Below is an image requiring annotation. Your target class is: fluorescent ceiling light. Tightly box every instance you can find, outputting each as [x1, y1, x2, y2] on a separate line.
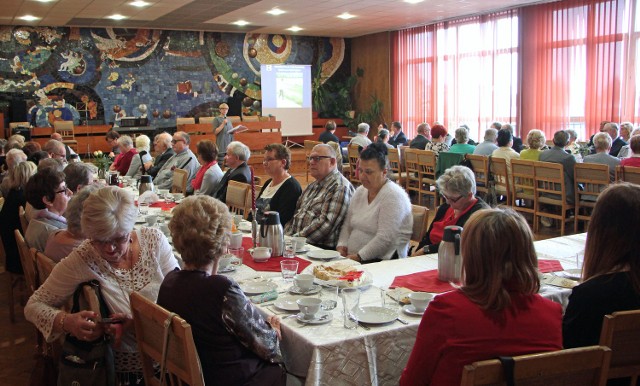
[107, 14, 127, 20]
[404, 0, 424, 3]
[338, 12, 355, 20]
[232, 20, 250, 26]
[34, 0, 56, 3]
[19, 15, 40, 21]
[287, 26, 303, 32]
[130, 1, 151, 7]
[267, 8, 286, 16]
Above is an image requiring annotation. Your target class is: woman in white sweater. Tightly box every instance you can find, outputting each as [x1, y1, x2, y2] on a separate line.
[337, 143, 413, 262]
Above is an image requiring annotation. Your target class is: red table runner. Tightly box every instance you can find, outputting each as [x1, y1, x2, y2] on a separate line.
[150, 201, 176, 211]
[538, 259, 564, 273]
[240, 238, 311, 273]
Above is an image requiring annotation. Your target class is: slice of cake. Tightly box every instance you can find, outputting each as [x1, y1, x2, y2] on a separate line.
[313, 261, 365, 287]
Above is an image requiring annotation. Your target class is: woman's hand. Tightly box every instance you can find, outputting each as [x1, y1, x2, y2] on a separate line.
[266, 315, 282, 340]
[64, 311, 105, 341]
[103, 313, 133, 349]
[337, 246, 348, 257]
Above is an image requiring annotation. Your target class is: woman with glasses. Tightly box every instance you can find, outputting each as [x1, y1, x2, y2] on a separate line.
[187, 140, 223, 196]
[412, 165, 488, 256]
[254, 143, 302, 225]
[24, 168, 72, 252]
[26, 186, 179, 385]
[337, 143, 413, 262]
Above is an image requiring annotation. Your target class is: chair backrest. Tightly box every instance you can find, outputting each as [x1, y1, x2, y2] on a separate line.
[176, 117, 195, 125]
[53, 120, 75, 140]
[574, 163, 610, 203]
[466, 154, 489, 194]
[388, 148, 402, 183]
[398, 146, 409, 171]
[242, 115, 259, 122]
[534, 161, 566, 202]
[226, 180, 251, 219]
[15, 229, 38, 295]
[9, 121, 30, 129]
[130, 292, 205, 386]
[198, 116, 215, 125]
[304, 140, 322, 155]
[460, 346, 611, 386]
[615, 165, 640, 184]
[599, 309, 640, 382]
[411, 205, 429, 242]
[436, 151, 465, 179]
[489, 156, 511, 199]
[511, 159, 536, 200]
[416, 149, 437, 183]
[227, 115, 241, 123]
[171, 169, 188, 194]
[347, 144, 361, 184]
[35, 251, 56, 286]
[18, 205, 28, 234]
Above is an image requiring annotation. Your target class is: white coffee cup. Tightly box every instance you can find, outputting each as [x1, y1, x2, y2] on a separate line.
[292, 236, 306, 251]
[229, 232, 243, 249]
[218, 254, 234, 270]
[145, 215, 157, 227]
[294, 274, 315, 291]
[250, 247, 271, 262]
[297, 297, 322, 320]
[408, 292, 433, 312]
[157, 188, 170, 199]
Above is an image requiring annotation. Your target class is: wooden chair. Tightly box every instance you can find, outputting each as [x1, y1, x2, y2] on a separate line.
[416, 149, 439, 208]
[404, 148, 421, 197]
[435, 151, 464, 179]
[410, 205, 429, 243]
[489, 156, 512, 205]
[176, 117, 195, 125]
[35, 251, 56, 286]
[304, 140, 322, 181]
[327, 141, 343, 173]
[9, 121, 30, 129]
[53, 120, 78, 152]
[347, 144, 361, 186]
[130, 292, 205, 386]
[533, 161, 573, 235]
[510, 159, 536, 220]
[615, 165, 640, 184]
[226, 181, 251, 219]
[599, 309, 640, 384]
[465, 155, 489, 199]
[18, 205, 28, 234]
[198, 116, 215, 125]
[242, 115, 259, 122]
[171, 169, 188, 194]
[574, 163, 610, 233]
[388, 148, 407, 186]
[12, 230, 38, 323]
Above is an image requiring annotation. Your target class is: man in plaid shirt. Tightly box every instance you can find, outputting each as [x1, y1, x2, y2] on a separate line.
[285, 144, 354, 249]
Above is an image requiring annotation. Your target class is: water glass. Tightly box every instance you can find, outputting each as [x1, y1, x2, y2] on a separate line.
[138, 202, 149, 215]
[576, 251, 585, 270]
[280, 260, 299, 282]
[340, 288, 360, 329]
[283, 240, 295, 258]
[228, 247, 244, 266]
[321, 284, 339, 311]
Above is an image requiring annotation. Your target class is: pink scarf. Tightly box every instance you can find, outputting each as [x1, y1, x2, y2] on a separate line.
[191, 161, 216, 190]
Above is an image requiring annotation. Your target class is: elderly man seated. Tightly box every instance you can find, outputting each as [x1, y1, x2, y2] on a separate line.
[604, 122, 627, 157]
[583, 132, 620, 182]
[50, 132, 76, 160]
[43, 139, 67, 164]
[212, 141, 251, 202]
[539, 130, 576, 205]
[153, 131, 200, 190]
[285, 144, 354, 249]
[410, 123, 431, 149]
[144, 132, 174, 178]
[349, 123, 372, 149]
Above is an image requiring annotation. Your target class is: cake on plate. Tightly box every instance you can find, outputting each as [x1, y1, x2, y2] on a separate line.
[313, 261, 366, 287]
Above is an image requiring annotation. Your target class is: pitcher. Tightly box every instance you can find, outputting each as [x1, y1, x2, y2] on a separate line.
[437, 225, 463, 283]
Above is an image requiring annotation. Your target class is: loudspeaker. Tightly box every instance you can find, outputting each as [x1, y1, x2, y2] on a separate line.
[12, 127, 31, 141]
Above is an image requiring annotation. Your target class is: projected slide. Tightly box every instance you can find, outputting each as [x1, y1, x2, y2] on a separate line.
[262, 64, 313, 136]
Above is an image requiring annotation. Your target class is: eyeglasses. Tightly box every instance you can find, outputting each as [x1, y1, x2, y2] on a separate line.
[307, 155, 333, 162]
[441, 193, 465, 203]
[54, 186, 72, 196]
[262, 157, 281, 164]
[92, 235, 130, 248]
[171, 139, 185, 144]
[52, 152, 66, 159]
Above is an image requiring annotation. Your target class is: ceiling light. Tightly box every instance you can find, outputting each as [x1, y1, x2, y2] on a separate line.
[107, 14, 127, 20]
[287, 26, 303, 32]
[404, 0, 425, 3]
[338, 12, 355, 20]
[35, 0, 56, 3]
[130, 1, 150, 7]
[19, 15, 40, 21]
[267, 8, 286, 16]
[232, 20, 250, 26]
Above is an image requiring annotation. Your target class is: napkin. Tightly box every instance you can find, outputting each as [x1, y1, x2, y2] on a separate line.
[138, 191, 159, 204]
[241, 238, 312, 273]
[538, 259, 563, 273]
[390, 270, 456, 293]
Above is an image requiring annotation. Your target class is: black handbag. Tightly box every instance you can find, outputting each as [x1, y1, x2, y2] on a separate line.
[57, 280, 116, 386]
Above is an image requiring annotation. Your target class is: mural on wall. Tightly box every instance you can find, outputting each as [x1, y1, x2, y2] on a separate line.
[0, 25, 348, 128]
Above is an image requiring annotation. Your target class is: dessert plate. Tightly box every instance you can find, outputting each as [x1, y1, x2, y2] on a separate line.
[352, 306, 397, 324]
[289, 284, 322, 295]
[307, 250, 341, 260]
[239, 281, 277, 295]
[273, 296, 302, 311]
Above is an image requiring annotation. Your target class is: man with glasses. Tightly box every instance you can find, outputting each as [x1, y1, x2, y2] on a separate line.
[285, 144, 354, 250]
[144, 132, 174, 178]
[43, 139, 68, 164]
[51, 132, 77, 160]
[211, 141, 251, 202]
[153, 131, 200, 190]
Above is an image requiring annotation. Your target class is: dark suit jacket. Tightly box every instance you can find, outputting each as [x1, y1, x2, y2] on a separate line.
[609, 137, 627, 157]
[213, 162, 251, 203]
[410, 135, 430, 149]
[389, 130, 408, 147]
[512, 136, 523, 153]
[319, 131, 340, 144]
[147, 148, 175, 178]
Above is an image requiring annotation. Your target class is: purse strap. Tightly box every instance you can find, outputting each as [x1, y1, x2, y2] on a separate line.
[159, 313, 177, 386]
[498, 356, 516, 386]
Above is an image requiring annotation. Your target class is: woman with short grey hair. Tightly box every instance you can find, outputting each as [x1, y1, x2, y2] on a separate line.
[126, 134, 153, 179]
[520, 129, 547, 161]
[412, 165, 489, 255]
[25, 186, 179, 384]
[110, 135, 138, 175]
[449, 127, 476, 155]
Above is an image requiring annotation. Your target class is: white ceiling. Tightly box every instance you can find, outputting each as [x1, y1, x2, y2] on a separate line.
[0, 0, 555, 37]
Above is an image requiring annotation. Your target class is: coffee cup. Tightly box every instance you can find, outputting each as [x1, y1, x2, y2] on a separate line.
[294, 274, 314, 292]
[145, 215, 157, 227]
[292, 236, 306, 251]
[229, 232, 243, 249]
[296, 297, 322, 320]
[218, 254, 234, 270]
[250, 247, 271, 262]
[157, 188, 170, 199]
[408, 292, 433, 312]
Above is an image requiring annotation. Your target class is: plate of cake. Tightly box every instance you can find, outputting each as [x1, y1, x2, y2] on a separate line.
[306, 260, 373, 289]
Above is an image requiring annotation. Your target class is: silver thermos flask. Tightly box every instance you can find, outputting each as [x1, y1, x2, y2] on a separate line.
[258, 211, 284, 257]
[138, 175, 154, 196]
[437, 225, 463, 283]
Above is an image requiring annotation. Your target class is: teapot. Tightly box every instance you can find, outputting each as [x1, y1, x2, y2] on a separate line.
[437, 225, 463, 283]
[258, 211, 284, 257]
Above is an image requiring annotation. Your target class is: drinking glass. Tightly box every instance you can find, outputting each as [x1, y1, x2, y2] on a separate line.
[321, 284, 339, 311]
[138, 202, 149, 215]
[340, 288, 360, 329]
[280, 260, 298, 282]
[228, 247, 244, 267]
[283, 240, 295, 258]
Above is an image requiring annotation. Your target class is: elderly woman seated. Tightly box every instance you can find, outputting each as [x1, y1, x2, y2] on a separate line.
[520, 129, 547, 161]
[44, 185, 97, 262]
[401, 208, 562, 385]
[24, 168, 72, 252]
[449, 127, 476, 155]
[158, 195, 285, 386]
[620, 136, 640, 167]
[413, 165, 488, 255]
[337, 143, 413, 262]
[25, 186, 179, 384]
[425, 124, 450, 157]
[110, 135, 137, 176]
[64, 162, 96, 194]
[375, 128, 395, 149]
[187, 140, 223, 196]
[125, 134, 152, 180]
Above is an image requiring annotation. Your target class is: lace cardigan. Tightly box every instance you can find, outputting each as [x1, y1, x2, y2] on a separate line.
[24, 227, 179, 373]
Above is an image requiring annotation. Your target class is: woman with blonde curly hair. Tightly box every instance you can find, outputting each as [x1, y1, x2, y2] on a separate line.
[158, 195, 285, 386]
[520, 129, 547, 161]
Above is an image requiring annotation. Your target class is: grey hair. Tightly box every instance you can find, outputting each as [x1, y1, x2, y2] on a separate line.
[313, 143, 337, 158]
[605, 122, 620, 135]
[593, 132, 612, 151]
[117, 135, 134, 148]
[6, 148, 27, 169]
[227, 141, 250, 161]
[81, 186, 137, 241]
[66, 184, 98, 237]
[526, 129, 546, 150]
[357, 123, 370, 133]
[502, 124, 514, 134]
[64, 162, 95, 193]
[135, 134, 151, 152]
[454, 127, 469, 144]
[417, 123, 430, 134]
[156, 132, 172, 148]
[175, 131, 191, 145]
[43, 139, 65, 154]
[37, 157, 64, 172]
[484, 128, 498, 142]
[378, 128, 390, 140]
[436, 165, 476, 196]
[565, 129, 578, 141]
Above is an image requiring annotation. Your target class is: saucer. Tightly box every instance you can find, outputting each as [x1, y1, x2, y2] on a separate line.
[218, 265, 237, 273]
[289, 284, 322, 295]
[296, 247, 310, 254]
[402, 304, 426, 316]
[296, 311, 333, 324]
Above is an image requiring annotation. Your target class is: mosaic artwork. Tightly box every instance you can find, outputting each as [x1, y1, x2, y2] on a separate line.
[0, 26, 349, 127]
